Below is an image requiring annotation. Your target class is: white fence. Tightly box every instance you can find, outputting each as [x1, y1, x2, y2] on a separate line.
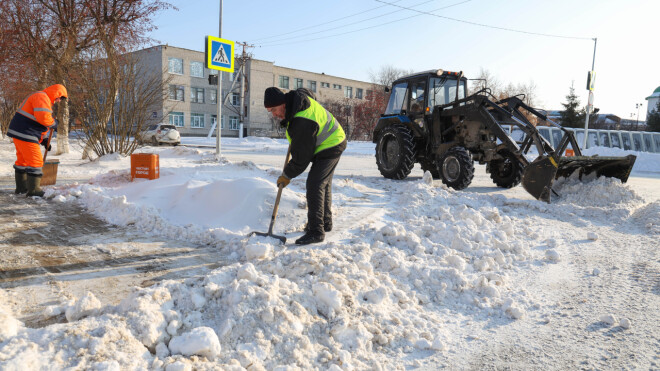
[502, 125, 660, 153]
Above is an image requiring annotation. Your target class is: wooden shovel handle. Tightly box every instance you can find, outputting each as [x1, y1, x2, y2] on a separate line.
[43, 128, 54, 162]
[267, 145, 292, 234]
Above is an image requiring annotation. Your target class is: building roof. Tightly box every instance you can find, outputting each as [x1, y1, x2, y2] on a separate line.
[646, 86, 660, 100]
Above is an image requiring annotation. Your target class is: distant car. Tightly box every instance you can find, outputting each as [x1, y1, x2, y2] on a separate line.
[138, 123, 180, 146]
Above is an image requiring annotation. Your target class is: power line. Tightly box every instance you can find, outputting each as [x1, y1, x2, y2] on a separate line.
[256, 0, 436, 45]
[249, 0, 406, 42]
[375, 0, 593, 40]
[257, 0, 472, 47]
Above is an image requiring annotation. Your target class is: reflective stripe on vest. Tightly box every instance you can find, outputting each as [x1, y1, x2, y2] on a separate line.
[287, 98, 346, 155]
[7, 129, 40, 143]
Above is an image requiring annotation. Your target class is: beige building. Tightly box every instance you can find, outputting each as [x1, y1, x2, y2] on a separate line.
[133, 45, 376, 137]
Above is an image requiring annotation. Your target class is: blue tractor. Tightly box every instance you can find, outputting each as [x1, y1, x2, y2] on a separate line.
[373, 69, 636, 202]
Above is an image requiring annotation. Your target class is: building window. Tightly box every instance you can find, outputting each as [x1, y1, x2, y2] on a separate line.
[321, 82, 330, 88]
[169, 85, 184, 101]
[366, 90, 373, 100]
[221, 115, 225, 129]
[211, 115, 224, 129]
[190, 113, 205, 128]
[294, 78, 303, 89]
[229, 116, 239, 130]
[169, 112, 184, 127]
[210, 89, 217, 104]
[224, 71, 234, 82]
[231, 92, 240, 106]
[308, 80, 317, 93]
[168, 58, 183, 74]
[333, 84, 342, 90]
[344, 86, 352, 98]
[279, 76, 289, 89]
[190, 61, 204, 77]
[356, 88, 363, 99]
[191, 87, 205, 103]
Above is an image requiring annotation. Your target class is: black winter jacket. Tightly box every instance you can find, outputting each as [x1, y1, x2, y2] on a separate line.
[281, 89, 346, 179]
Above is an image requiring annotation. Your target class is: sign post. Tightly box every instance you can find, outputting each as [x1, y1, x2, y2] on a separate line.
[582, 38, 597, 150]
[205, 34, 234, 155]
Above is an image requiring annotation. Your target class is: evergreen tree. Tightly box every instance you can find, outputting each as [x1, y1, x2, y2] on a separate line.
[647, 99, 660, 132]
[560, 86, 585, 128]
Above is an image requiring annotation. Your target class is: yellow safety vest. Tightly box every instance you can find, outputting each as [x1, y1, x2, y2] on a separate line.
[286, 97, 346, 154]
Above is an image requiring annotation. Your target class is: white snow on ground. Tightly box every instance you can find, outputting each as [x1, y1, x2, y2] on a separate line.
[1, 137, 659, 369]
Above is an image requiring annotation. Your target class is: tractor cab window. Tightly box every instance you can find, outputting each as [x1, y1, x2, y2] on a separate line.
[409, 81, 426, 114]
[384, 82, 408, 115]
[428, 77, 467, 112]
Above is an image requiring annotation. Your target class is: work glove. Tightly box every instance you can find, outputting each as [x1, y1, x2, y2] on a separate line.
[40, 138, 52, 152]
[277, 175, 290, 188]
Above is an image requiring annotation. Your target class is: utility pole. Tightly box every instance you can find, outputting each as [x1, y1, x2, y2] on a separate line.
[215, 0, 223, 155]
[582, 37, 597, 150]
[236, 42, 254, 139]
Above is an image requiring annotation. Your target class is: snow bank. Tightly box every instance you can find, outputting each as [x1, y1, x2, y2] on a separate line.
[1, 138, 658, 369]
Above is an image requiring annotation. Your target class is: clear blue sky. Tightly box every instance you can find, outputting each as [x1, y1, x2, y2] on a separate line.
[148, 0, 659, 121]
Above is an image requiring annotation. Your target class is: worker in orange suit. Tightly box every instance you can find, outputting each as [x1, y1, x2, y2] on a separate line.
[7, 84, 67, 197]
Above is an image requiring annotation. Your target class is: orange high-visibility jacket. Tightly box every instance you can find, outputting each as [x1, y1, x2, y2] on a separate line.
[7, 84, 67, 144]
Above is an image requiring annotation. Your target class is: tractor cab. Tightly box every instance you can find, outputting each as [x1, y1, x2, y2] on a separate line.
[383, 69, 468, 119]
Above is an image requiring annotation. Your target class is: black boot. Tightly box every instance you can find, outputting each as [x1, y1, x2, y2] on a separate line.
[26, 174, 45, 197]
[295, 232, 325, 245]
[304, 220, 332, 233]
[14, 170, 27, 194]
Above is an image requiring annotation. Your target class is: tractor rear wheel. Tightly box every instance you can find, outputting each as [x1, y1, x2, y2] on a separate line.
[375, 124, 416, 180]
[488, 149, 524, 188]
[438, 146, 474, 190]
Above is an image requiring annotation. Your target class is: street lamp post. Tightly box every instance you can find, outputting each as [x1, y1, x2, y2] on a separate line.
[635, 103, 642, 130]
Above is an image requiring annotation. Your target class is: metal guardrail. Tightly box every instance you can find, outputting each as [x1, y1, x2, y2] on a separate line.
[502, 125, 660, 153]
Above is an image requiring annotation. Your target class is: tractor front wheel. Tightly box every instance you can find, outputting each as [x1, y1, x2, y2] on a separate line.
[375, 124, 416, 180]
[488, 149, 524, 188]
[437, 146, 474, 190]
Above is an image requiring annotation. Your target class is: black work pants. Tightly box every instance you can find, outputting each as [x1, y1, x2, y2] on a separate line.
[306, 156, 341, 235]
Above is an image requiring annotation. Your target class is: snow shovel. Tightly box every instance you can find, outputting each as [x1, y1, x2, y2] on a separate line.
[249, 145, 291, 244]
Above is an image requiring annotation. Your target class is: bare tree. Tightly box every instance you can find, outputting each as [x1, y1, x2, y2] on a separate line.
[368, 65, 413, 87]
[470, 67, 501, 94]
[0, 0, 173, 157]
[70, 52, 170, 158]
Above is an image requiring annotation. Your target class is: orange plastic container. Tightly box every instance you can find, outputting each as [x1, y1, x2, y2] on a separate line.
[565, 149, 575, 157]
[131, 153, 159, 180]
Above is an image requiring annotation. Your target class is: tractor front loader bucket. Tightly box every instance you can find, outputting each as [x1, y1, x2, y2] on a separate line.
[522, 154, 637, 203]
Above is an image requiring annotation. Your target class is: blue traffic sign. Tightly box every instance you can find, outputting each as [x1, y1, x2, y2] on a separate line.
[206, 36, 234, 73]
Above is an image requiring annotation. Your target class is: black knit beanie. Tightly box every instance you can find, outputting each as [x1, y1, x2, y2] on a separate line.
[264, 87, 286, 108]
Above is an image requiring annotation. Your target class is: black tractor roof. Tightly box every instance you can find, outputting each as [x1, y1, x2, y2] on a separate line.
[392, 69, 468, 86]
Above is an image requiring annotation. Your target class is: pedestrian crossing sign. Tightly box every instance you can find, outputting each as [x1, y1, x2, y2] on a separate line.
[206, 36, 234, 72]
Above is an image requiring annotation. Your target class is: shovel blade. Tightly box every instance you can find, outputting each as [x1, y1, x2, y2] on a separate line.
[522, 154, 637, 203]
[522, 156, 559, 203]
[556, 155, 637, 183]
[249, 231, 287, 245]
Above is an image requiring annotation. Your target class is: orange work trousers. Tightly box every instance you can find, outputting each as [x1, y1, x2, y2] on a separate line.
[14, 138, 44, 175]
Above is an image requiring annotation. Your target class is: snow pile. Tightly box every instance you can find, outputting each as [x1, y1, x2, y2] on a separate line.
[0, 290, 22, 342]
[0, 176, 543, 369]
[553, 176, 643, 208]
[631, 201, 660, 234]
